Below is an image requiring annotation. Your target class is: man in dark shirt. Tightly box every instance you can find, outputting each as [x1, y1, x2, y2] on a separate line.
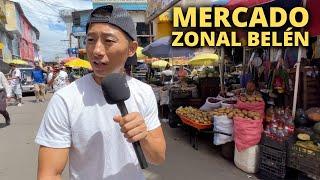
[31, 61, 47, 102]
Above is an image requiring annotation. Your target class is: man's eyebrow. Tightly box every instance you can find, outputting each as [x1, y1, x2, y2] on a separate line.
[100, 32, 119, 39]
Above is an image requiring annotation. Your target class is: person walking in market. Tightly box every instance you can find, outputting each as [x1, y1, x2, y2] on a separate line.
[47, 64, 69, 92]
[0, 71, 11, 125]
[8, 63, 23, 107]
[35, 5, 166, 180]
[31, 61, 47, 103]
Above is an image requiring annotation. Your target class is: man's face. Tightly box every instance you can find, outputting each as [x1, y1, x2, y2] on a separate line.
[86, 23, 137, 78]
[53, 65, 60, 73]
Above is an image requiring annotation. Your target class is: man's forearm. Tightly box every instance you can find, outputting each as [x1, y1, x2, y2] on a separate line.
[140, 131, 165, 165]
[38, 174, 62, 180]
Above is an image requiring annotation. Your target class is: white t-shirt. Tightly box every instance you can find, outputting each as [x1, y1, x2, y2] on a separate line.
[160, 69, 173, 76]
[48, 70, 68, 92]
[10, 68, 21, 86]
[35, 74, 160, 180]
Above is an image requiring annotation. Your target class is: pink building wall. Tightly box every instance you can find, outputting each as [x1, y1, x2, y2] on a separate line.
[19, 14, 34, 61]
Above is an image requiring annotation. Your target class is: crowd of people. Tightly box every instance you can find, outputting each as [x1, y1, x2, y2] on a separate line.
[0, 61, 76, 125]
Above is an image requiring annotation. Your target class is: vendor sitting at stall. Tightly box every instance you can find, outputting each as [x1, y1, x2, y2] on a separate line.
[177, 65, 188, 80]
[161, 64, 173, 85]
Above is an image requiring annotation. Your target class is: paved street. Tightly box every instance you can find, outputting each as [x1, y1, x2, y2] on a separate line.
[0, 94, 255, 180]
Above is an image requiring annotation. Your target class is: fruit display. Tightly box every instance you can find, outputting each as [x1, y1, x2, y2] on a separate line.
[210, 107, 262, 120]
[297, 133, 311, 141]
[306, 107, 320, 122]
[295, 141, 320, 152]
[313, 122, 320, 135]
[239, 94, 264, 103]
[176, 106, 212, 125]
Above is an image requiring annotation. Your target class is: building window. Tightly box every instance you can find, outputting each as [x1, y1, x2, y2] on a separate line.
[136, 22, 153, 47]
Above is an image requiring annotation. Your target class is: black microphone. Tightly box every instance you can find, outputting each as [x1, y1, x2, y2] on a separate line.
[101, 73, 148, 169]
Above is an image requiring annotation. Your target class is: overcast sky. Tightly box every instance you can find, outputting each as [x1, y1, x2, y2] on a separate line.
[12, 0, 92, 62]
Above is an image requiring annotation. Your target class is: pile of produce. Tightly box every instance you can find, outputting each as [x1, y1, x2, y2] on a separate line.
[176, 106, 212, 125]
[239, 94, 264, 103]
[210, 107, 262, 120]
[295, 122, 320, 152]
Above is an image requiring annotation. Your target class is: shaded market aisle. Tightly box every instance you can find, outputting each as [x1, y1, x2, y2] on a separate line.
[0, 94, 255, 180]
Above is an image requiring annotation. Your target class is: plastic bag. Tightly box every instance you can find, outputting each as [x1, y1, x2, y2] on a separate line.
[233, 117, 263, 152]
[159, 88, 169, 106]
[234, 145, 260, 173]
[213, 115, 233, 145]
[199, 97, 221, 111]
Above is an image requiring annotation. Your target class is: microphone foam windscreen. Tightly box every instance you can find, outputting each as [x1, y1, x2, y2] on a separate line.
[101, 73, 130, 104]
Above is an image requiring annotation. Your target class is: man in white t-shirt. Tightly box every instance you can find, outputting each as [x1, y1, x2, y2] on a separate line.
[35, 5, 166, 180]
[8, 63, 23, 106]
[47, 64, 69, 92]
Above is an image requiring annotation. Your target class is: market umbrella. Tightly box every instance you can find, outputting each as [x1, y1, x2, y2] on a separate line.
[142, 36, 194, 58]
[151, 60, 169, 68]
[188, 53, 219, 66]
[136, 47, 147, 60]
[61, 57, 80, 64]
[8, 59, 28, 65]
[65, 59, 92, 69]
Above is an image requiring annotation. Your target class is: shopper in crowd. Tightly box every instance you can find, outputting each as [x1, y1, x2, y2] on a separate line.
[8, 63, 23, 107]
[31, 61, 47, 102]
[36, 5, 165, 180]
[47, 64, 69, 92]
[177, 65, 188, 80]
[0, 71, 11, 125]
[160, 64, 173, 85]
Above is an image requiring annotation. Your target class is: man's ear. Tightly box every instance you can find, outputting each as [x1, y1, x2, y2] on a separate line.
[128, 41, 138, 57]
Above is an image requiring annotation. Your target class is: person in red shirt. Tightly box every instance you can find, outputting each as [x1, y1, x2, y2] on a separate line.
[177, 65, 188, 80]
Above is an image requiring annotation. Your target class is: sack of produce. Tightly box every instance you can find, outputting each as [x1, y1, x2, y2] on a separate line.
[234, 145, 260, 173]
[235, 95, 265, 117]
[221, 100, 237, 108]
[213, 115, 233, 145]
[233, 116, 263, 152]
[200, 97, 221, 111]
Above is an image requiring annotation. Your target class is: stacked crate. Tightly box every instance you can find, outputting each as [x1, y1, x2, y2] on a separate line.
[259, 134, 289, 179]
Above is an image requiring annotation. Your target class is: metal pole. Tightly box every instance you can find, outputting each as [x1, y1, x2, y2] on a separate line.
[292, 0, 307, 117]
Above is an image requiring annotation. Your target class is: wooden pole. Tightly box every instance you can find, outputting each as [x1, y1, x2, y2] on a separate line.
[220, 47, 225, 93]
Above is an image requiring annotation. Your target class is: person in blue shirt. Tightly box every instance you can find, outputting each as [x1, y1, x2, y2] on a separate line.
[31, 61, 47, 103]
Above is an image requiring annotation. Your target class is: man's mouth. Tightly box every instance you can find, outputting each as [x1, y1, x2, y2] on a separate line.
[93, 61, 108, 70]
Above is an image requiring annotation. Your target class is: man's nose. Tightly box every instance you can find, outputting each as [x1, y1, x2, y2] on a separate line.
[93, 39, 105, 57]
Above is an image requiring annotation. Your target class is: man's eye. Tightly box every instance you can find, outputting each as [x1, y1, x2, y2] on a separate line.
[104, 39, 111, 42]
[87, 38, 95, 42]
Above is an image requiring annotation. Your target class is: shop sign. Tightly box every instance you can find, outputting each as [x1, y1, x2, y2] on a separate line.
[67, 48, 79, 57]
[146, 0, 179, 20]
[72, 26, 86, 37]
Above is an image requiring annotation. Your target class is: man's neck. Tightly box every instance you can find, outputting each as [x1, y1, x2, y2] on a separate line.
[92, 74, 103, 85]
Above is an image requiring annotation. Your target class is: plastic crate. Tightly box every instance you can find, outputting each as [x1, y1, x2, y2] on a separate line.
[287, 143, 320, 178]
[259, 168, 286, 180]
[259, 145, 287, 179]
[260, 145, 287, 165]
[261, 133, 292, 151]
